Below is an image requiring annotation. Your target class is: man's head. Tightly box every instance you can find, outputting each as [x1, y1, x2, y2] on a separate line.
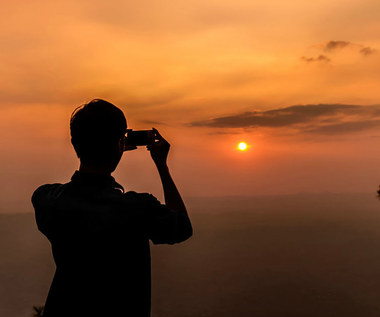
[70, 99, 127, 172]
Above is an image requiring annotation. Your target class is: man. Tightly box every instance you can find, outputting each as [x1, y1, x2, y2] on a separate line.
[31, 99, 192, 317]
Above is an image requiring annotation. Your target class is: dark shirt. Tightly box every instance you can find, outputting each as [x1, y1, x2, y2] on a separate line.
[31, 171, 192, 317]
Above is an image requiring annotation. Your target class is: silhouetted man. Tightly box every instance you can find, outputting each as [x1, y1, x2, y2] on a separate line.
[31, 99, 192, 317]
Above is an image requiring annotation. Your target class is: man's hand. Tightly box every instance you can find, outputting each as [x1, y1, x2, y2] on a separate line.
[147, 128, 170, 168]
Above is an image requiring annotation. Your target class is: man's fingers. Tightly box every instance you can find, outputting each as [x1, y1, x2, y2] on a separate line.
[152, 127, 163, 140]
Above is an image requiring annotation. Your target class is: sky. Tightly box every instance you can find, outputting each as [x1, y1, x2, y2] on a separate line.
[1, 0, 380, 213]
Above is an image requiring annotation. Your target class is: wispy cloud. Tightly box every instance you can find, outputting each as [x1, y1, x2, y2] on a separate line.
[190, 104, 380, 135]
[360, 47, 376, 56]
[323, 41, 376, 56]
[304, 119, 380, 134]
[324, 40, 351, 52]
[302, 41, 377, 64]
[301, 55, 330, 63]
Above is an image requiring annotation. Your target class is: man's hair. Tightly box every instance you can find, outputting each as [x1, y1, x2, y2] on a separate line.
[70, 99, 127, 166]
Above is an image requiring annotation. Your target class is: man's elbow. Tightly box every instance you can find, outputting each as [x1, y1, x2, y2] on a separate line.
[175, 223, 193, 243]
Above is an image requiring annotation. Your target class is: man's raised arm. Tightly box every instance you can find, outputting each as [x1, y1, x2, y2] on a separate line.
[147, 128, 193, 242]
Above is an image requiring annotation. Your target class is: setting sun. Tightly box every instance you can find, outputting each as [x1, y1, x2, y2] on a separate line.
[238, 142, 247, 151]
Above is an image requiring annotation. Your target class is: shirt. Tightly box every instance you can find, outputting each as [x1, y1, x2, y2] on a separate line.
[31, 171, 192, 317]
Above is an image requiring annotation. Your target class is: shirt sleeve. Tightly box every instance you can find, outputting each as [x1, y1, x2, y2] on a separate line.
[31, 184, 61, 241]
[136, 193, 189, 245]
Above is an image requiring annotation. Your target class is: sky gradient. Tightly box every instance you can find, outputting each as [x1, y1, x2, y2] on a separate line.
[1, 0, 380, 213]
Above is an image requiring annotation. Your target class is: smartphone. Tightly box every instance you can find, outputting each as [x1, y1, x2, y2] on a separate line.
[125, 129, 153, 146]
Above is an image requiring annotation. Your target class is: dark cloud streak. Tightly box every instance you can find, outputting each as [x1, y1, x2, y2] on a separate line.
[301, 41, 377, 64]
[190, 104, 380, 135]
[360, 47, 376, 56]
[301, 55, 330, 63]
[305, 119, 380, 135]
[324, 41, 351, 52]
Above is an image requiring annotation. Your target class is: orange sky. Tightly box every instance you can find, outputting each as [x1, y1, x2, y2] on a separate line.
[1, 0, 380, 213]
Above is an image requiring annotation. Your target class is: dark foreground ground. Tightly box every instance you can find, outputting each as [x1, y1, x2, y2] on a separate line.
[1, 193, 380, 317]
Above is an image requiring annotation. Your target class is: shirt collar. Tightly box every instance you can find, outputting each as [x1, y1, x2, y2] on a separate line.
[71, 170, 124, 192]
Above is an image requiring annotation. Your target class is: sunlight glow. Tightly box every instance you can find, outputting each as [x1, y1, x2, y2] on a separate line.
[238, 142, 247, 151]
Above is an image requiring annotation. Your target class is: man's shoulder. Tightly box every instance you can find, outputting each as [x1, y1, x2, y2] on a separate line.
[31, 183, 66, 207]
[124, 191, 160, 205]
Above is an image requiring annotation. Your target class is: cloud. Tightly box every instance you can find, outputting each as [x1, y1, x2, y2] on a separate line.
[301, 41, 377, 64]
[318, 40, 376, 57]
[190, 104, 380, 135]
[138, 119, 167, 126]
[324, 41, 351, 52]
[301, 55, 330, 63]
[304, 119, 380, 134]
[360, 47, 376, 56]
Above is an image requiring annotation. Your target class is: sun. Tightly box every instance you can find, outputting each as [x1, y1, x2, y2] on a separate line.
[238, 142, 247, 151]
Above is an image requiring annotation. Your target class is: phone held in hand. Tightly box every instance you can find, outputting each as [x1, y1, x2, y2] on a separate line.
[125, 129, 154, 146]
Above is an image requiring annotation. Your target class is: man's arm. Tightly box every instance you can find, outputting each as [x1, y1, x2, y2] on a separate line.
[147, 128, 193, 241]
